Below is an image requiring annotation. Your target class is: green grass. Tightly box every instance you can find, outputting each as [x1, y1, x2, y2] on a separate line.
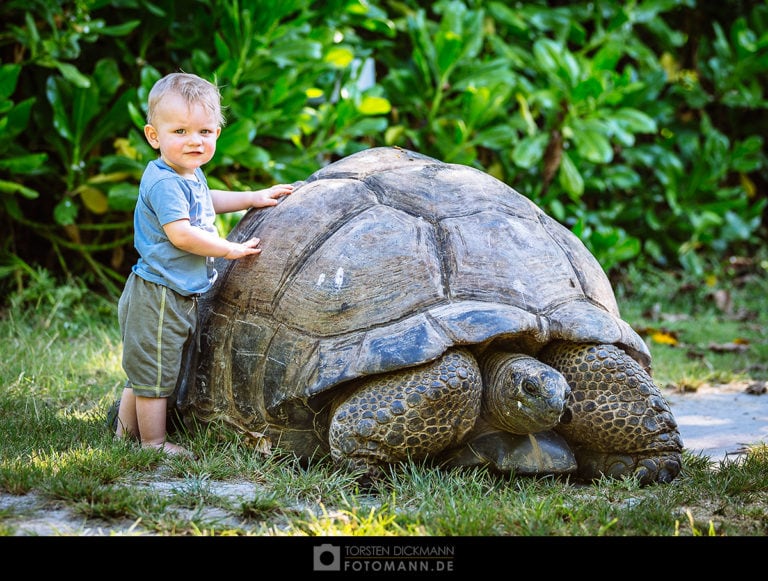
[1, 259, 767, 537]
[615, 258, 768, 389]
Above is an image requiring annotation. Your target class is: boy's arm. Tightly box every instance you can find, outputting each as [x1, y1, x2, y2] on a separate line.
[164, 219, 261, 259]
[210, 183, 294, 214]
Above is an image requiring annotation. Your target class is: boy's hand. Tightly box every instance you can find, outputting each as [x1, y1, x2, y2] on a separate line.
[223, 237, 262, 259]
[251, 183, 294, 208]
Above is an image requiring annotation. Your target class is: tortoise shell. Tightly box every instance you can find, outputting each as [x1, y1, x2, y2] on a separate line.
[181, 147, 650, 450]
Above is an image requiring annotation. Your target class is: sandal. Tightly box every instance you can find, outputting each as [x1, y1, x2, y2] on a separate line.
[106, 399, 121, 433]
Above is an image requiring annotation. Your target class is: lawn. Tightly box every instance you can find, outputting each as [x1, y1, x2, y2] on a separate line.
[1, 258, 767, 540]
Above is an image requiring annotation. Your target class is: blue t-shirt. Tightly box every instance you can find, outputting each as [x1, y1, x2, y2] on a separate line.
[132, 158, 218, 296]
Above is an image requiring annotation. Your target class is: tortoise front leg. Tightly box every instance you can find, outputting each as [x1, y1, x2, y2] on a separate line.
[328, 347, 482, 479]
[540, 342, 684, 485]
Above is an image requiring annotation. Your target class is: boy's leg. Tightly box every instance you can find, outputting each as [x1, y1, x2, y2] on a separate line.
[119, 276, 196, 457]
[135, 395, 169, 446]
[136, 395, 193, 456]
[115, 386, 138, 439]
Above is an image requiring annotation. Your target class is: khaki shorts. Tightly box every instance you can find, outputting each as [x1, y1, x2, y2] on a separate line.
[118, 273, 197, 398]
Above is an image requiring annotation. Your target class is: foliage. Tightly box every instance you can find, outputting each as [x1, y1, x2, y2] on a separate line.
[0, 0, 766, 303]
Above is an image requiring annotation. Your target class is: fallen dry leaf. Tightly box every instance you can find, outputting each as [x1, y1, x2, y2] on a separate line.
[711, 289, 732, 313]
[651, 331, 679, 346]
[708, 341, 750, 353]
[745, 381, 767, 395]
[243, 430, 273, 455]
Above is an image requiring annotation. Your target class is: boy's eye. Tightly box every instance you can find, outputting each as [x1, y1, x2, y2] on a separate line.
[174, 129, 185, 134]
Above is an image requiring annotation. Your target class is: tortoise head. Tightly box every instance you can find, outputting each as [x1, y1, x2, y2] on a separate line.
[480, 352, 570, 435]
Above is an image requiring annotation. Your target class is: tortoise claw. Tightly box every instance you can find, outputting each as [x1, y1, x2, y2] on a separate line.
[336, 456, 386, 489]
[575, 450, 682, 485]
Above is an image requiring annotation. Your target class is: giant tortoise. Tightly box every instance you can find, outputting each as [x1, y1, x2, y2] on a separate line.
[176, 146, 683, 485]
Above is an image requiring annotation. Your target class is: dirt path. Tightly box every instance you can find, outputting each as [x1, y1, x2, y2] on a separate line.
[663, 380, 768, 462]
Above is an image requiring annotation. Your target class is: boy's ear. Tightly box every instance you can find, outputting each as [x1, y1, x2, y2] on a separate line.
[144, 124, 160, 149]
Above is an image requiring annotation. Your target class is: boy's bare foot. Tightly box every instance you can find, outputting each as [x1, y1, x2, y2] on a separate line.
[142, 442, 196, 459]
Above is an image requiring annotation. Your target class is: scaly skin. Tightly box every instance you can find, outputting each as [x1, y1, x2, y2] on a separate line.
[480, 352, 570, 434]
[327, 342, 682, 485]
[327, 347, 571, 479]
[540, 341, 683, 485]
[328, 347, 482, 479]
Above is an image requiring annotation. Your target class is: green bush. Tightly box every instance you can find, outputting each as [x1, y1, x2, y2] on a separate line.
[0, 0, 766, 303]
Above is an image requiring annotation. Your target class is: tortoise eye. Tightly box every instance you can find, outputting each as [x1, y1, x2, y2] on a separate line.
[522, 378, 539, 396]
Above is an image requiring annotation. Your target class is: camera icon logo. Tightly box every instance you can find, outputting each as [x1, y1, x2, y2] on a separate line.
[313, 543, 341, 571]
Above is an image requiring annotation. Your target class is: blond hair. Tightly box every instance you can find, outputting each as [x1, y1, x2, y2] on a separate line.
[146, 72, 226, 126]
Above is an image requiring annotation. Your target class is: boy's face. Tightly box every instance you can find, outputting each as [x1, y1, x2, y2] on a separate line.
[144, 92, 221, 179]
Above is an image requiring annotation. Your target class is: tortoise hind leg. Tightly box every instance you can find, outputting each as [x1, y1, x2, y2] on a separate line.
[540, 342, 683, 486]
[327, 347, 482, 480]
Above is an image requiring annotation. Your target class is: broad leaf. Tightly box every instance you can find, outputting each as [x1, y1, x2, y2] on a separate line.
[558, 152, 584, 199]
